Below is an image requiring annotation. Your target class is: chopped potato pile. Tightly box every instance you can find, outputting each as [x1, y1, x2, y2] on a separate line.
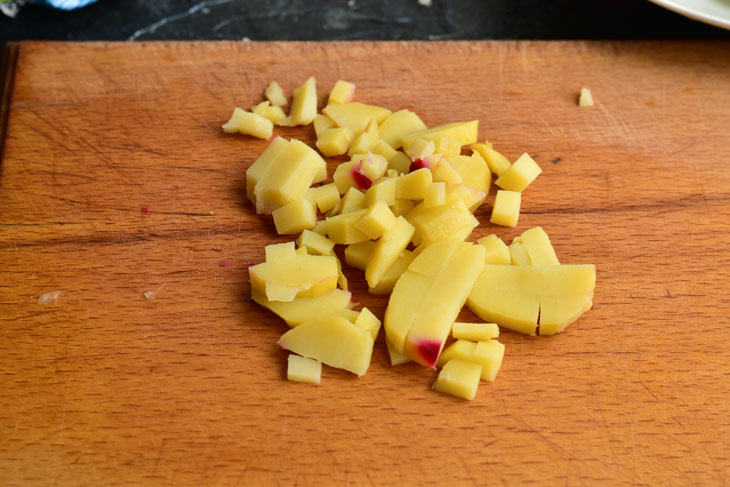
[224, 78, 596, 400]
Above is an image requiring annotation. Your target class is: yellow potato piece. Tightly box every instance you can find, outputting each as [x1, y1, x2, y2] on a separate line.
[452, 322, 500, 341]
[326, 210, 370, 244]
[328, 80, 356, 105]
[344, 240, 376, 271]
[287, 355, 322, 384]
[477, 235, 511, 265]
[400, 120, 479, 150]
[297, 229, 335, 255]
[249, 254, 338, 302]
[340, 187, 366, 214]
[288, 76, 318, 126]
[251, 138, 327, 214]
[514, 226, 560, 265]
[354, 307, 381, 340]
[495, 153, 542, 192]
[490, 190, 521, 228]
[313, 114, 336, 136]
[222, 107, 273, 139]
[265, 81, 287, 107]
[471, 142, 511, 176]
[467, 264, 596, 336]
[316, 127, 353, 157]
[252, 288, 352, 327]
[323, 102, 392, 137]
[272, 198, 316, 235]
[403, 243, 485, 367]
[355, 200, 397, 240]
[277, 316, 374, 377]
[509, 240, 531, 266]
[365, 216, 414, 289]
[368, 249, 416, 295]
[379, 109, 427, 149]
[433, 359, 482, 401]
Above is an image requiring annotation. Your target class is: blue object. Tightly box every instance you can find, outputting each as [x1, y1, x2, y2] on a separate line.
[2, 0, 99, 17]
[44, 0, 99, 9]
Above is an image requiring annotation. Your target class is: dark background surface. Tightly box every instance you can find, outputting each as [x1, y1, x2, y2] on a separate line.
[2, 0, 729, 49]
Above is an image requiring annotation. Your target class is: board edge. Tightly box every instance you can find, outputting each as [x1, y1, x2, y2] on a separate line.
[0, 42, 20, 166]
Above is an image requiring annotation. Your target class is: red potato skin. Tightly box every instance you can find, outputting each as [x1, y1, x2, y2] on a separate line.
[351, 165, 373, 190]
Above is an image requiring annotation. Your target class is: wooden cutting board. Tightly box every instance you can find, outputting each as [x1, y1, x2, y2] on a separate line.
[2, 41, 730, 486]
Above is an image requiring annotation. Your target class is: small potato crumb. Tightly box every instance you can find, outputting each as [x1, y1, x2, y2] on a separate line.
[37, 290, 62, 305]
[579, 87, 594, 107]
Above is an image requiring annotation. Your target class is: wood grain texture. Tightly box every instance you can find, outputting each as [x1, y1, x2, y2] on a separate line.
[2, 41, 730, 486]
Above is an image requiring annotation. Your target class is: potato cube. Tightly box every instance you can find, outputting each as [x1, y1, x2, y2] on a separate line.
[355, 200, 397, 240]
[333, 154, 389, 194]
[251, 138, 326, 214]
[372, 139, 397, 161]
[253, 101, 287, 124]
[411, 199, 479, 245]
[313, 183, 341, 213]
[379, 109, 427, 149]
[312, 219, 328, 236]
[222, 107, 273, 139]
[328, 80, 356, 105]
[436, 339, 476, 367]
[287, 354, 322, 384]
[424, 182, 446, 208]
[400, 120, 479, 150]
[490, 190, 521, 228]
[431, 156, 462, 184]
[265, 241, 297, 261]
[390, 198, 416, 217]
[365, 216, 414, 289]
[495, 153, 542, 192]
[388, 151, 412, 174]
[405, 138, 436, 161]
[433, 359, 482, 401]
[450, 152, 491, 194]
[272, 199, 316, 235]
[452, 322, 499, 341]
[265, 81, 287, 107]
[326, 210, 370, 244]
[364, 178, 396, 207]
[354, 307, 381, 340]
[432, 135, 462, 158]
[340, 187, 366, 214]
[395, 168, 432, 200]
[288, 76, 317, 126]
[316, 127, 353, 157]
[368, 249, 416, 295]
[477, 235, 511, 265]
[313, 114, 336, 136]
[297, 229, 335, 255]
[509, 241, 531, 265]
[473, 340, 505, 381]
[579, 87, 594, 107]
[344, 240, 376, 270]
[348, 132, 376, 156]
[323, 102, 392, 137]
[446, 184, 486, 213]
